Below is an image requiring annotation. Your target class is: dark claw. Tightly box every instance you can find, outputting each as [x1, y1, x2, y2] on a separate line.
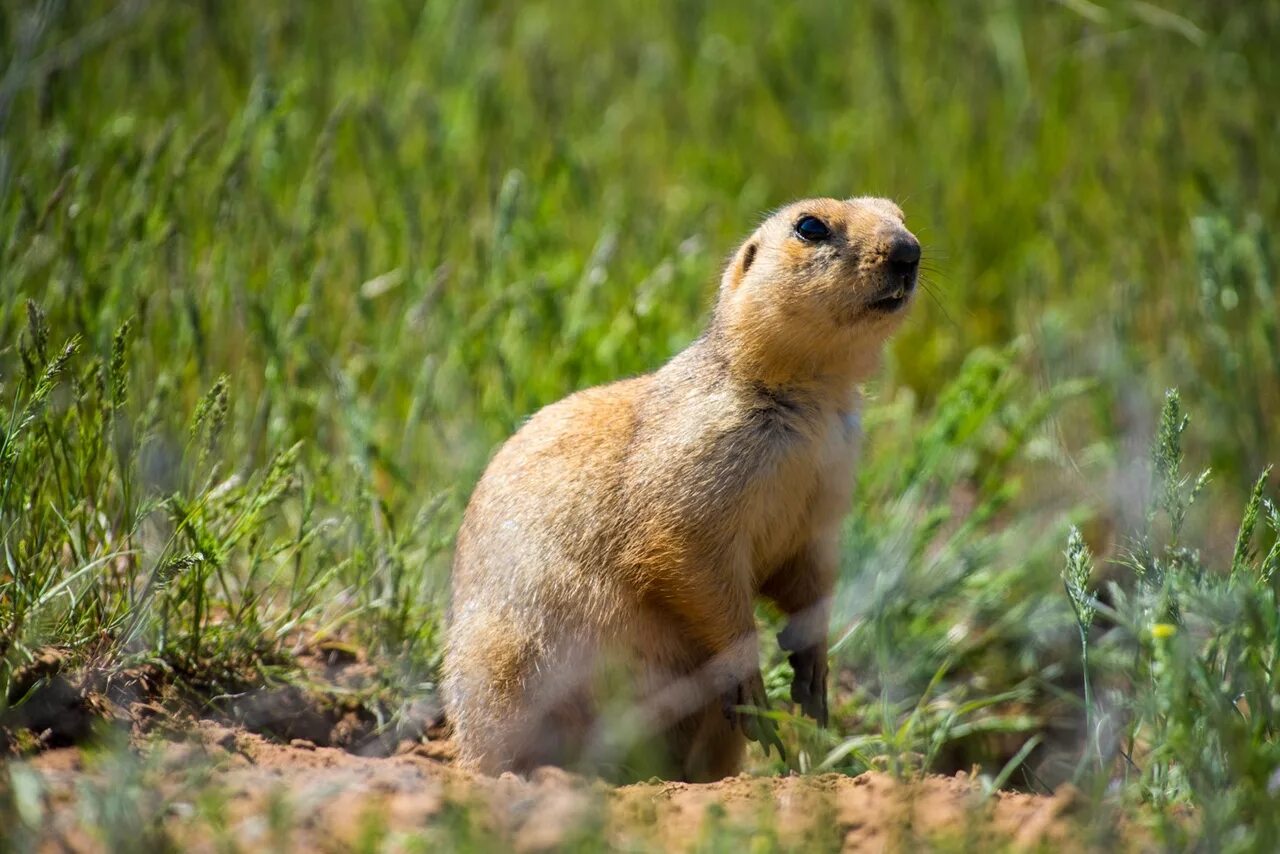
[759, 717, 787, 761]
[788, 647, 829, 727]
[722, 672, 787, 761]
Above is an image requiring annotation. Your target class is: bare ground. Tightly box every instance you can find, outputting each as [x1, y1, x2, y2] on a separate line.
[3, 649, 1130, 851]
[16, 724, 1117, 853]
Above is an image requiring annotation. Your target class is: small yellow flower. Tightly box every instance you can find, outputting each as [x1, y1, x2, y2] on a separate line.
[1151, 623, 1177, 639]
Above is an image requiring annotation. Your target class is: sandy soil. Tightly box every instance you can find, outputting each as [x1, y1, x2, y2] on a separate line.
[4, 649, 1127, 851]
[21, 724, 1104, 853]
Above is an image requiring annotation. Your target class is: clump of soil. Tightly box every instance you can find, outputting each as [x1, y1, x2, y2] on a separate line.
[1, 644, 438, 757]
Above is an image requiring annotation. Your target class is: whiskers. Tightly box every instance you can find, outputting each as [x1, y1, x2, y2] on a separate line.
[914, 247, 963, 328]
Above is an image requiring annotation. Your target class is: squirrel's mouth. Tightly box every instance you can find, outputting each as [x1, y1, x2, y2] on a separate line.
[867, 269, 917, 313]
[867, 286, 911, 313]
[870, 294, 911, 313]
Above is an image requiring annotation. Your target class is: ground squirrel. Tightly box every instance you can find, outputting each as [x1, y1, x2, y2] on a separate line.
[444, 197, 921, 782]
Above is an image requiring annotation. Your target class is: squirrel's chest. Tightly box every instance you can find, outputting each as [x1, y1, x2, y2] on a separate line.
[734, 408, 862, 568]
[635, 392, 861, 569]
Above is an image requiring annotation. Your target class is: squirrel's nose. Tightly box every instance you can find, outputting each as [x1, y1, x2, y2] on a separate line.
[887, 235, 921, 272]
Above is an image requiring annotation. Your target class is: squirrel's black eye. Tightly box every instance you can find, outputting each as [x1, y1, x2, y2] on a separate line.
[794, 215, 832, 242]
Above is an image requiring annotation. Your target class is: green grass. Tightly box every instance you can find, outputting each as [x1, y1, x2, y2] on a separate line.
[2, 0, 1279, 850]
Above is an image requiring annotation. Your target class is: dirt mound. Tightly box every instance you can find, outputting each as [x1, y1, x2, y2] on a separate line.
[21, 727, 1112, 852]
[1, 644, 438, 757]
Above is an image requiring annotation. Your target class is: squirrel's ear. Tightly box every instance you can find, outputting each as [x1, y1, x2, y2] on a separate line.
[724, 241, 758, 291]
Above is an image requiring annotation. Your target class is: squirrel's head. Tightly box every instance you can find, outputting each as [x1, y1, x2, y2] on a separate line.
[714, 197, 921, 385]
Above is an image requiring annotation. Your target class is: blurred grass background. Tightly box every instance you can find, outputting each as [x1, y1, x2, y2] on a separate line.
[6, 0, 1277, 471]
[2, 0, 1280, 846]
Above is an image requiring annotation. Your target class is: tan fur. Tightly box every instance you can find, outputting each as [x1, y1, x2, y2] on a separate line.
[443, 197, 920, 782]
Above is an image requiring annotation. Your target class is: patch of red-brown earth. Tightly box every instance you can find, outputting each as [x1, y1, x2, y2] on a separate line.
[19, 726, 1118, 852]
[3, 647, 1132, 851]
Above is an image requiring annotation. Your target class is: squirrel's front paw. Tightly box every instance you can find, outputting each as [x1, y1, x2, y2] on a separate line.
[785, 644, 829, 727]
[721, 669, 786, 760]
[778, 619, 829, 727]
